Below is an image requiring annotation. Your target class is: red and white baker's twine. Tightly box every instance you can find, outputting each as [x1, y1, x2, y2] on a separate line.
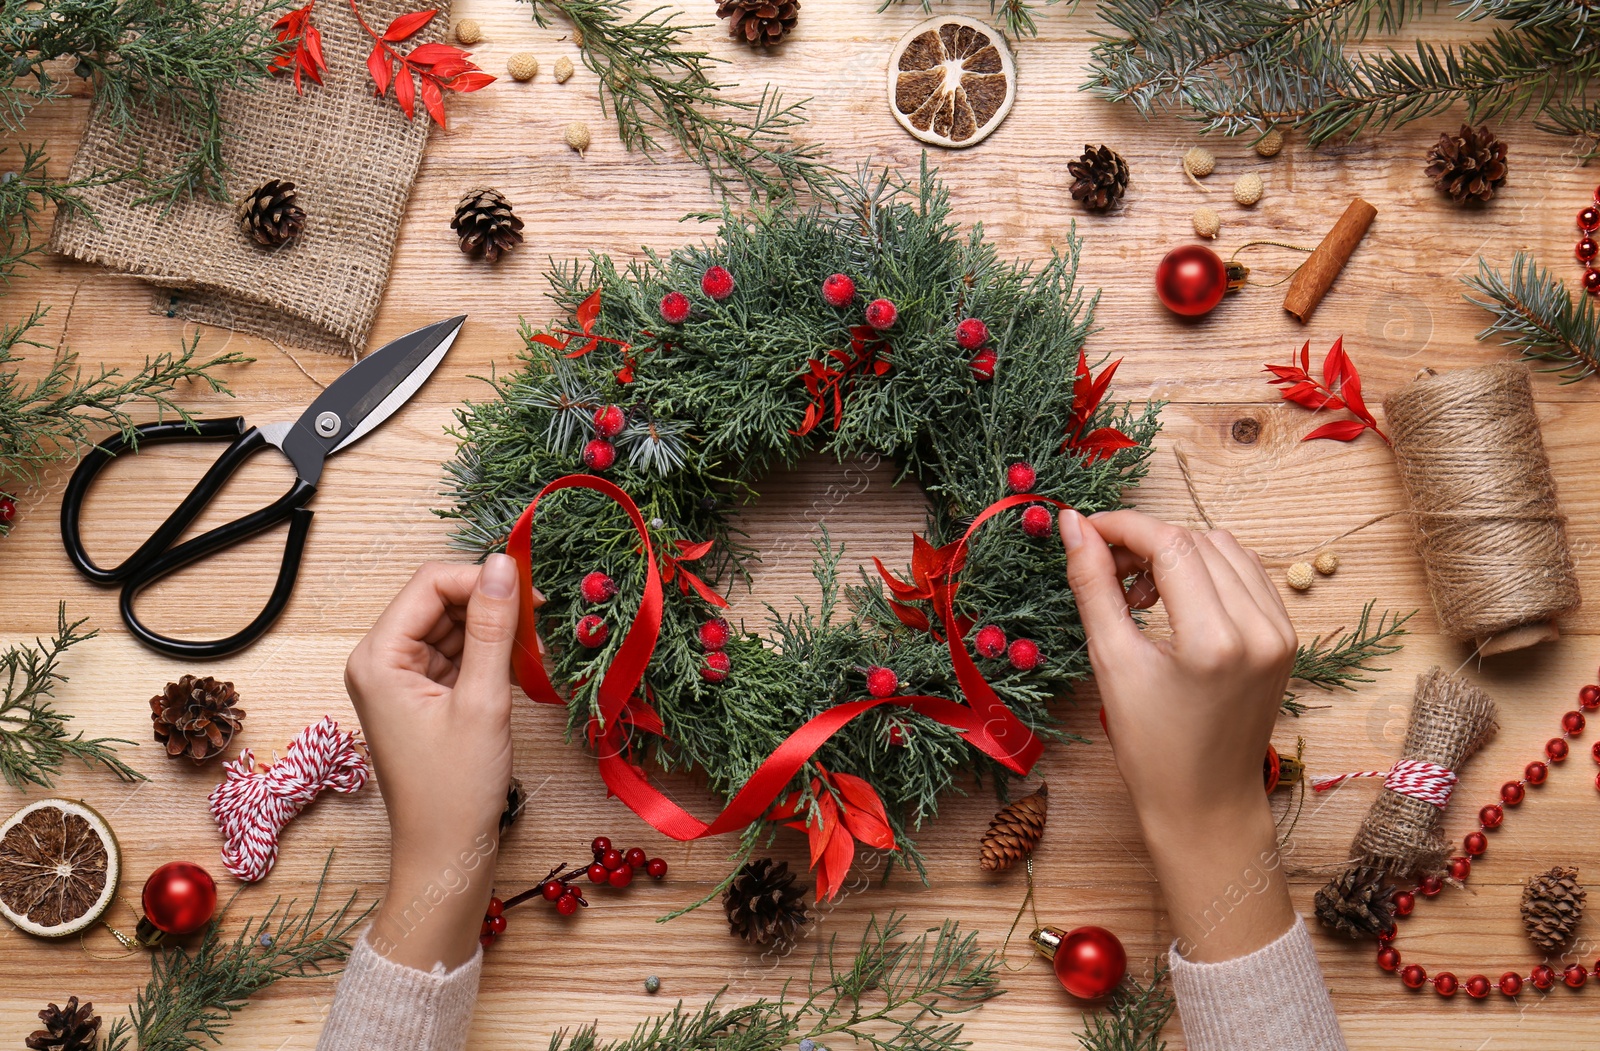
[208, 717, 369, 882]
[1311, 758, 1458, 808]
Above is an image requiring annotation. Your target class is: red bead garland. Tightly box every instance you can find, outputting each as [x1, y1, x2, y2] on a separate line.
[1576, 193, 1600, 295]
[1377, 673, 1600, 1000]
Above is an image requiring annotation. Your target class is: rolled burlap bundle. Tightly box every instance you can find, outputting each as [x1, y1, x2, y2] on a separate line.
[1383, 362, 1581, 655]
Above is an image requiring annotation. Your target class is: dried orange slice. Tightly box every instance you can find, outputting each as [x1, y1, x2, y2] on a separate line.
[888, 15, 1015, 148]
[0, 798, 120, 938]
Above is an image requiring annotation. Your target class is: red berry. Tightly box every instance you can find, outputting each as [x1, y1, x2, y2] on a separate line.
[541, 880, 564, 901]
[480, 933, 496, 948]
[602, 849, 624, 871]
[887, 722, 908, 746]
[821, 273, 856, 307]
[1499, 972, 1523, 997]
[587, 862, 608, 883]
[864, 297, 898, 330]
[625, 847, 647, 868]
[1377, 946, 1401, 971]
[1401, 964, 1428, 989]
[489, 914, 508, 934]
[1501, 780, 1525, 805]
[1020, 504, 1052, 537]
[701, 651, 731, 683]
[1581, 684, 1600, 710]
[1464, 831, 1487, 856]
[556, 893, 580, 916]
[481, 920, 493, 936]
[1447, 856, 1470, 881]
[0, 495, 14, 525]
[865, 666, 899, 698]
[701, 265, 734, 301]
[583, 438, 616, 470]
[608, 864, 634, 888]
[486, 897, 505, 917]
[1526, 760, 1549, 783]
[1433, 972, 1458, 997]
[970, 347, 997, 381]
[1532, 965, 1556, 990]
[594, 405, 626, 438]
[646, 857, 668, 879]
[974, 625, 1007, 659]
[1479, 803, 1503, 829]
[955, 318, 988, 349]
[1465, 975, 1491, 999]
[576, 614, 609, 648]
[1392, 891, 1414, 916]
[580, 571, 618, 604]
[1421, 875, 1443, 896]
[1006, 461, 1036, 493]
[591, 836, 611, 857]
[1546, 738, 1569, 763]
[1007, 638, 1041, 671]
[1564, 709, 1587, 734]
[659, 291, 691, 325]
[1566, 963, 1589, 988]
[698, 618, 732, 651]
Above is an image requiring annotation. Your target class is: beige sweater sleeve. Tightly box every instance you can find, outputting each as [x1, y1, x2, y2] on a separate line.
[315, 931, 483, 1051]
[1170, 918, 1347, 1051]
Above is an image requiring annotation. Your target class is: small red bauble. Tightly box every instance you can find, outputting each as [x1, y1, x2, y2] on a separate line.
[0, 495, 14, 526]
[1479, 803, 1503, 829]
[601, 848, 624, 871]
[608, 864, 634, 888]
[1021, 504, 1053, 537]
[1006, 461, 1037, 493]
[970, 347, 997, 381]
[591, 836, 611, 856]
[1392, 891, 1415, 916]
[580, 571, 617, 604]
[1044, 926, 1127, 1000]
[489, 914, 508, 934]
[701, 265, 735, 300]
[1581, 684, 1600, 710]
[1546, 738, 1570, 763]
[1563, 709, 1587, 734]
[1447, 856, 1470, 882]
[1581, 206, 1600, 231]
[1008, 638, 1041, 671]
[556, 893, 580, 916]
[1585, 269, 1600, 295]
[821, 273, 856, 307]
[1377, 946, 1401, 971]
[593, 404, 626, 438]
[1525, 760, 1549, 783]
[1464, 831, 1487, 857]
[975, 625, 1007, 659]
[625, 847, 647, 868]
[583, 438, 616, 470]
[1565, 963, 1589, 988]
[1499, 972, 1523, 997]
[1532, 964, 1556, 990]
[1501, 780, 1526, 805]
[541, 880, 564, 901]
[587, 862, 608, 883]
[1465, 974, 1491, 999]
[698, 617, 732, 651]
[1156, 244, 1231, 317]
[576, 614, 609, 648]
[865, 666, 899, 698]
[1401, 964, 1428, 989]
[1578, 238, 1598, 264]
[955, 318, 989, 349]
[1594, 741, 1600, 763]
[646, 857, 668, 879]
[1420, 875, 1443, 896]
[486, 897, 505, 917]
[141, 862, 218, 936]
[659, 290, 691, 325]
[865, 297, 898, 330]
[1433, 972, 1458, 997]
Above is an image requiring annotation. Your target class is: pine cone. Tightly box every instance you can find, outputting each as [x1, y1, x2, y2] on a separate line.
[26, 997, 100, 1051]
[452, 188, 525, 264]
[723, 858, 809, 945]
[716, 0, 800, 47]
[1314, 864, 1396, 939]
[1425, 124, 1508, 204]
[979, 783, 1047, 872]
[1522, 865, 1585, 953]
[1067, 144, 1129, 213]
[150, 675, 245, 763]
[239, 179, 305, 247]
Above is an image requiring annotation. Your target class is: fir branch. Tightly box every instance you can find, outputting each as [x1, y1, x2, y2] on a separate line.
[544, 913, 1001, 1051]
[1284, 600, 1411, 714]
[523, 0, 833, 201]
[1536, 97, 1600, 160]
[1463, 250, 1600, 382]
[0, 603, 145, 789]
[102, 855, 369, 1051]
[877, 0, 1079, 40]
[1077, 964, 1174, 1051]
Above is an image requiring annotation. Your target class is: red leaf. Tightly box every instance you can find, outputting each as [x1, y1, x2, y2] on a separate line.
[394, 66, 416, 118]
[383, 8, 437, 41]
[831, 773, 897, 851]
[1277, 380, 1343, 412]
[576, 290, 602, 331]
[420, 75, 446, 126]
[886, 601, 931, 633]
[1299, 340, 1311, 374]
[1322, 336, 1376, 427]
[406, 41, 463, 65]
[1074, 428, 1139, 463]
[445, 70, 495, 92]
[1302, 419, 1371, 442]
[304, 23, 325, 72]
[873, 556, 925, 602]
[367, 43, 392, 96]
[814, 815, 855, 902]
[1263, 363, 1309, 383]
[674, 538, 714, 561]
[807, 794, 839, 867]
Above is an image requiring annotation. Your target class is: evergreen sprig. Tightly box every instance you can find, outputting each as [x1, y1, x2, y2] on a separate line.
[0, 144, 105, 284]
[544, 913, 1001, 1051]
[102, 856, 369, 1051]
[1462, 250, 1600, 383]
[1078, 964, 1174, 1051]
[1285, 600, 1412, 715]
[0, 603, 145, 789]
[878, 0, 1079, 40]
[524, 0, 832, 201]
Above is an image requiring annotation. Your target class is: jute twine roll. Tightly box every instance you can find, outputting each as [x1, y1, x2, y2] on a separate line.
[1383, 362, 1581, 655]
[1353, 668, 1498, 877]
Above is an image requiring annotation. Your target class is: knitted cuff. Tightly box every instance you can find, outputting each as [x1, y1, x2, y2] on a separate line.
[314, 929, 482, 1051]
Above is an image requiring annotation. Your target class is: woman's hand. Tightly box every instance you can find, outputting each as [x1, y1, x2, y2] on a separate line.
[1060, 509, 1298, 962]
[344, 555, 532, 969]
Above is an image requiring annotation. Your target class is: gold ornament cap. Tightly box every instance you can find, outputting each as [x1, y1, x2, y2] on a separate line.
[1029, 925, 1067, 960]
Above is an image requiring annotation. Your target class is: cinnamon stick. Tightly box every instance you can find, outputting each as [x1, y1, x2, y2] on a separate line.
[1283, 198, 1377, 323]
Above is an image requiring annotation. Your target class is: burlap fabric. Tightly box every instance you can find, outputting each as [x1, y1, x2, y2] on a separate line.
[50, 0, 448, 356]
[1352, 667, 1498, 878]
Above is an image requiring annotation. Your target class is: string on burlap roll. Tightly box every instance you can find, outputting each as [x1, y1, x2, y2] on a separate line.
[1383, 361, 1581, 656]
[1312, 758, 1458, 808]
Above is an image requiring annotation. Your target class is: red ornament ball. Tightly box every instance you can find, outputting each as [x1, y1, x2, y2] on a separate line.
[1581, 206, 1600, 231]
[865, 297, 898, 330]
[698, 617, 732, 651]
[1579, 238, 1598, 264]
[1006, 461, 1037, 493]
[1007, 638, 1041, 671]
[587, 862, 608, 883]
[821, 273, 856, 307]
[593, 404, 626, 438]
[1155, 244, 1229, 317]
[1546, 738, 1569, 763]
[1420, 875, 1443, 897]
[583, 438, 616, 470]
[975, 625, 1007, 659]
[1377, 946, 1401, 971]
[1525, 760, 1549, 784]
[1433, 972, 1458, 997]
[1563, 709, 1587, 734]
[701, 651, 731, 683]
[580, 571, 618, 604]
[1050, 926, 1127, 1000]
[865, 666, 899, 698]
[1566, 963, 1589, 988]
[1392, 890, 1414, 916]
[0, 495, 14, 526]
[1585, 269, 1600, 296]
[1479, 803, 1503, 829]
[646, 857, 668, 879]
[1500, 780, 1526, 805]
[1465, 974, 1491, 999]
[1021, 504, 1053, 537]
[1447, 856, 1470, 881]
[1464, 831, 1487, 856]
[955, 317, 989, 349]
[556, 893, 580, 916]
[1532, 964, 1556, 990]
[1499, 972, 1523, 997]
[576, 614, 609, 648]
[141, 862, 218, 936]
[1580, 684, 1600, 710]
[701, 265, 735, 301]
[608, 864, 634, 888]
[659, 291, 691, 325]
[970, 347, 997, 382]
[1401, 964, 1428, 989]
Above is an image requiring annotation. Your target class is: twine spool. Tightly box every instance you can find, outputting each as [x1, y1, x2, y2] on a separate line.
[1383, 362, 1581, 656]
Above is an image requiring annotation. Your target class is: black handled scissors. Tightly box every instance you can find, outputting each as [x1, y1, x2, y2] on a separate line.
[61, 315, 466, 659]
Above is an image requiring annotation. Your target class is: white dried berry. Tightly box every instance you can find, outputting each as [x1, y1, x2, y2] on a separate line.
[453, 18, 482, 45]
[1234, 172, 1264, 206]
[1193, 206, 1221, 238]
[554, 55, 574, 83]
[565, 121, 592, 156]
[507, 53, 538, 81]
[1287, 562, 1315, 591]
[1255, 128, 1285, 157]
[1313, 550, 1339, 575]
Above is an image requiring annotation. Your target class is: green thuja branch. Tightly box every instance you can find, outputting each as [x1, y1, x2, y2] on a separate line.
[1077, 964, 1174, 1051]
[0, 604, 144, 789]
[1463, 251, 1600, 383]
[1284, 600, 1412, 714]
[0, 144, 105, 285]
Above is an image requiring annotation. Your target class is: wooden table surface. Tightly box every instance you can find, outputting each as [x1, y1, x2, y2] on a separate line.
[6, 3, 1600, 1048]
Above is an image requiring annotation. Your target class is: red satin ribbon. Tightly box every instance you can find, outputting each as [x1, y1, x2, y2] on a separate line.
[507, 475, 1054, 843]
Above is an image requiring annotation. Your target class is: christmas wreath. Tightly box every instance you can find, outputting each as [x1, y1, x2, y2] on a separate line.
[443, 165, 1161, 900]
